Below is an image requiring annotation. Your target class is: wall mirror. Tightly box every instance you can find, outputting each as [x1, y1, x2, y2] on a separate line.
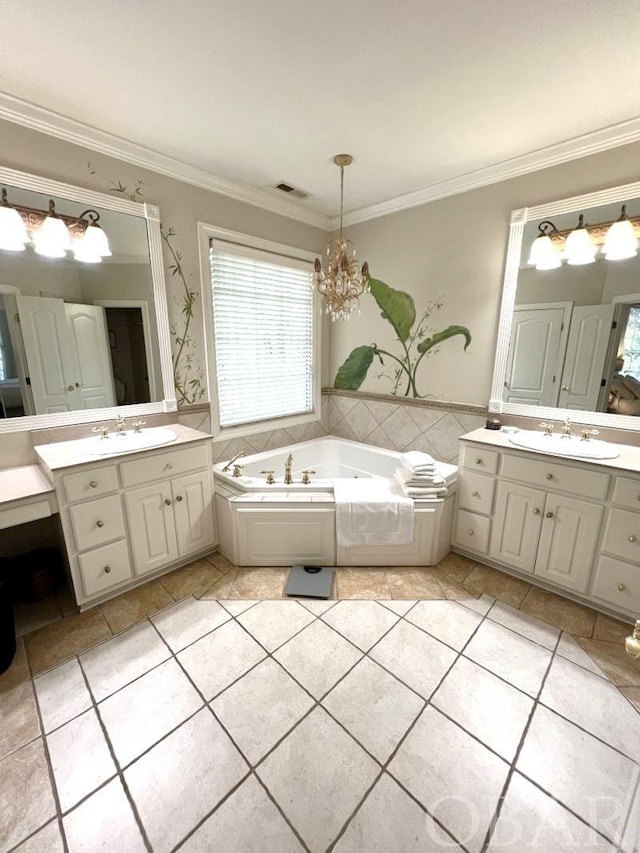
[0, 166, 176, 432]
[490, 178, 640, 430]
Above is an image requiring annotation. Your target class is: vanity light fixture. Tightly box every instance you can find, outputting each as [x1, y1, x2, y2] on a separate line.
[314, 154, 369, 321]
[603, 205, 638, 260]
[0, 188, 112, 263]
[562, 214, 597, 265]
[527, 221, 562, 270]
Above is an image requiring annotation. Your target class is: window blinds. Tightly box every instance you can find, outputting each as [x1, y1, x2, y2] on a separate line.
[210, 241, 315, 429]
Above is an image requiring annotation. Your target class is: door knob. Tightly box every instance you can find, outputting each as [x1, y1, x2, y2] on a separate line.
[96, 520, 104, 528]
[164, 498, 172, 506]
[546, 511, 554, 518]
[561, 385, 570, 391]
[176, 495, 183, 502]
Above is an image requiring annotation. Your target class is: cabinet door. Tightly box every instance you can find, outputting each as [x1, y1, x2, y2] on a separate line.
[125, 481, 178, 575]
[534, 494, 602, 593]
[489, 481, 545, 573]
[172, 471, 215, 559]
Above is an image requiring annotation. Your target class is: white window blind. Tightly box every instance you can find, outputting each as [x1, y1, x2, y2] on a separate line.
[210, 240, 315, 429]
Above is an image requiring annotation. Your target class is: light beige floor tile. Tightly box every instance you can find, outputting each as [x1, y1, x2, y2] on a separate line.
[540, 656, 640, 763]
[434, 568, 477, 599]
[488, 772, 615, 852]
[220, 599, 258, 616]
[0, 638, 30, 694]
[228, 567, 287, 599]
[322, 601, 399, 652]
[437, 552, 478, 583]
[379, 599, 417, 616]
[99, 659, 203, 767]
[34, 658, 92, 734]
[152, 597, 230, 652]
[0, 680, 40, 760]
[180, 775, 303, 852]
[336, 568, 390, 599]
[212, 658, 314, 764]
[63, 778, 146, 853]
[274, 618, 362, 699]
[577, 638, 640, 687]
[336, 773, 463, 852]
[237, 601, 315, 652]
[257, 707, 379, 852]
[464, 620, 552, 697]
[80, 621, 170, 702]
[13, 820, 64, 853]
[463, 564, 531, 608]
[0, 740, 56, 852]
[125, 709, 248, 853]
[406, 600, 483, 651]
[14, 596, 62, 638]
[160, 558, 224, 601]
[25, 609, 112, 675]
[389, 706, 509, 853]
[458, 594, 495, 616]
[488, 601, 559, 650]
[98, 580, 173, 633]
[47, 708, 116, 811]
[204, 552, 237, 575]
[594, 612, 634, 644]
[323, 657, 423, 762]
[386, 567, 444, 599]
[177, 620, 266, 700]
[520, 586, 597, 638]
[200, 570, 236, 599]
[556, 632, 608, 678]
[517, 705, 638, 844]
[432, 656, 534, 761]
[369, 619, 457, 699]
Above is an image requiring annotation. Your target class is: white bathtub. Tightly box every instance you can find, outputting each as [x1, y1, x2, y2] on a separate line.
[214, 437, 456, 567]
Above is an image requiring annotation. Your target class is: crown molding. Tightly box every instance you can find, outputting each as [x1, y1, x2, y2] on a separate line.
[330, 114, 640, 229]
[0, 92, 331, 230]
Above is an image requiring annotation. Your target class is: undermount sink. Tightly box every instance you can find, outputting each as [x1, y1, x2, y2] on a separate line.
[508, 431, 620, 460]
[81, 427, 178, 456]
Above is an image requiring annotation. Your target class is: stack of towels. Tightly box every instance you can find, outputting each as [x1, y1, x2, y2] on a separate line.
[394, 450, 452, 498]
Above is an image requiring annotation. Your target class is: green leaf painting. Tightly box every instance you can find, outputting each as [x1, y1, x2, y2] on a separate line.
[334, 278, 471, 398]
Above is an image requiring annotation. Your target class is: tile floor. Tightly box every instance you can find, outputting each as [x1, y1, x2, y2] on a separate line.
[1, 552, 640, 851]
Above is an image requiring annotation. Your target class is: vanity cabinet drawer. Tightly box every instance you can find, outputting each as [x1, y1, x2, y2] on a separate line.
[601, 508, 640, 563]
[453, 510, 490, 554]
[591, 555, 640, 614]
[69, 494, 125, 552]
[500, 454, 609, 501]
[457, 472, 495, 516]
[460, 445, 499, 475]
[63, 465, 118, 503]
[120, 445, 209, 488]
[79, 539, 132, 597]
[612, 477, 640, 511]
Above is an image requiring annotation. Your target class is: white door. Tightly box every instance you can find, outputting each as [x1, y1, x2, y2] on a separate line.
[65, 303, 116, 410]
[489, 481, 545, 573]
[534, 494, 602, 593]
[504, 307, 567, 406]
[558, 305, 614, 411]
[16, 295, 79, 414]
[172, 471, 215, 558]
[125, 481, 178, 575]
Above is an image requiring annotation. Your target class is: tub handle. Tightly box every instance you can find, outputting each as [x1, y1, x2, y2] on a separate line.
[301, 469, 316, 485]
[260, 469, 275, 485]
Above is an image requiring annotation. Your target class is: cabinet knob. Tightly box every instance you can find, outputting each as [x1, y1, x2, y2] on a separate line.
[475, 458, 483, 465]
[67, 385, 75, 392]
[96, 520, 104, 528]
[546, 511, 554, 518]
[618, 582, 626, 591]
[164, 462, 174, 471]
[467, 529, 474, 536]
[545, 473, 553, 481]
[533, 508, 540, 515]
[629, 535, 637, 543]
[104, 565, 111, 574]
[471, 490, 480, 498]
[176, 495, 183, 502]
[164, 498, 172, 506]
[90, 481, 98, 488]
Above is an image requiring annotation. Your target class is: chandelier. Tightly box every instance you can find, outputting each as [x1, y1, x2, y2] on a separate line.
[314, 154, 369, 320]
[0, 188, 112, 263]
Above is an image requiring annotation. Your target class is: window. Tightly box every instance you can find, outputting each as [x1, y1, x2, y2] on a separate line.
[207, 233, 318, 434]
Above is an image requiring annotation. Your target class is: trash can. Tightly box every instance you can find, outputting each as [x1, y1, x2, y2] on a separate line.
[11, 547, 62, 602]
[0, 559, 16, 674]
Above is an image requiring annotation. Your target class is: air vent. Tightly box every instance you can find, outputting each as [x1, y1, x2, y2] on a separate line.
[273, 181, 309, 200]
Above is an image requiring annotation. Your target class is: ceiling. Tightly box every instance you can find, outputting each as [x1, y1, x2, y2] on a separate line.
[2, 0, 640, 225]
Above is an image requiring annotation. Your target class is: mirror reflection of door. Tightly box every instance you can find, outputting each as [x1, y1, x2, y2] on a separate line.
[557, 305, 614, 411]
[102, 306, 151, 406]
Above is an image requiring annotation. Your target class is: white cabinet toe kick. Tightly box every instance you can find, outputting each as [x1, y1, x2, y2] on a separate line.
[454, 431, 640, 622]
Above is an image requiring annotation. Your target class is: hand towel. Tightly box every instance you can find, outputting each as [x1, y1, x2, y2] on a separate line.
[396, 465, 439, 486]
[394, 471, 447, 498]
[333, 477, 414, 547]
[402, 450, 436, 472]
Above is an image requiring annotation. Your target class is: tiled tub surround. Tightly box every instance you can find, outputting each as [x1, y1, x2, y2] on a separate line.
[214, 438, 455, 567]
[455, 428, 640, 624]
[2, 592, 640, 852]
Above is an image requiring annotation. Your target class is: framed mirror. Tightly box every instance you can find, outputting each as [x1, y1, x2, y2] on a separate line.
[490, 178, 640, 430]
[0, 165, 176, 432]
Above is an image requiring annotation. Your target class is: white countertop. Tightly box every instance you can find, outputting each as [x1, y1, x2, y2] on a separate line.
[34, 424, 212, 473]
[461, 427, 640, 474]
[0, 464, 54, 506]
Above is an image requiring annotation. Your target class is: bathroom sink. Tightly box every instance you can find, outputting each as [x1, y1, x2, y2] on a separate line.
[81, 427, 178, 456]
[508, 431, 620, 460]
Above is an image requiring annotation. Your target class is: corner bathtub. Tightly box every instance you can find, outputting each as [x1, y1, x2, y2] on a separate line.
[213, 437, 456, 567]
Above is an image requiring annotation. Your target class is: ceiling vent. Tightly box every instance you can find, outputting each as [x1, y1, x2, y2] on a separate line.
[273, 181, 309, 200]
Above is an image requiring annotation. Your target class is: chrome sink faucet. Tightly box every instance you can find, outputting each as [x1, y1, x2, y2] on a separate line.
[222, 450, 246, 472]
[284, 453, 293, 485]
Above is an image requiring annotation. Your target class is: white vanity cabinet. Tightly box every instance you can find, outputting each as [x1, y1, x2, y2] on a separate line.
[455, 429, 640, 621]
[37, 432, 216, 609]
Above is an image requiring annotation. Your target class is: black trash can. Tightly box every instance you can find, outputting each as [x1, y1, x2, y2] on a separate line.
[0, 560, 16, 674]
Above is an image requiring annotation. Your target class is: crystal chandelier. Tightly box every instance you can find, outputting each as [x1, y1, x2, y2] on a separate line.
[314, 154, 369, 320]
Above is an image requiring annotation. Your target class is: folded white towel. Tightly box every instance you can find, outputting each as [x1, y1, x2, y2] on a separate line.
[396, 465, 439, 486]
[334, 477, 414, 547]
[402, 450, 436, 472]
[394, 471, 447, 498]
